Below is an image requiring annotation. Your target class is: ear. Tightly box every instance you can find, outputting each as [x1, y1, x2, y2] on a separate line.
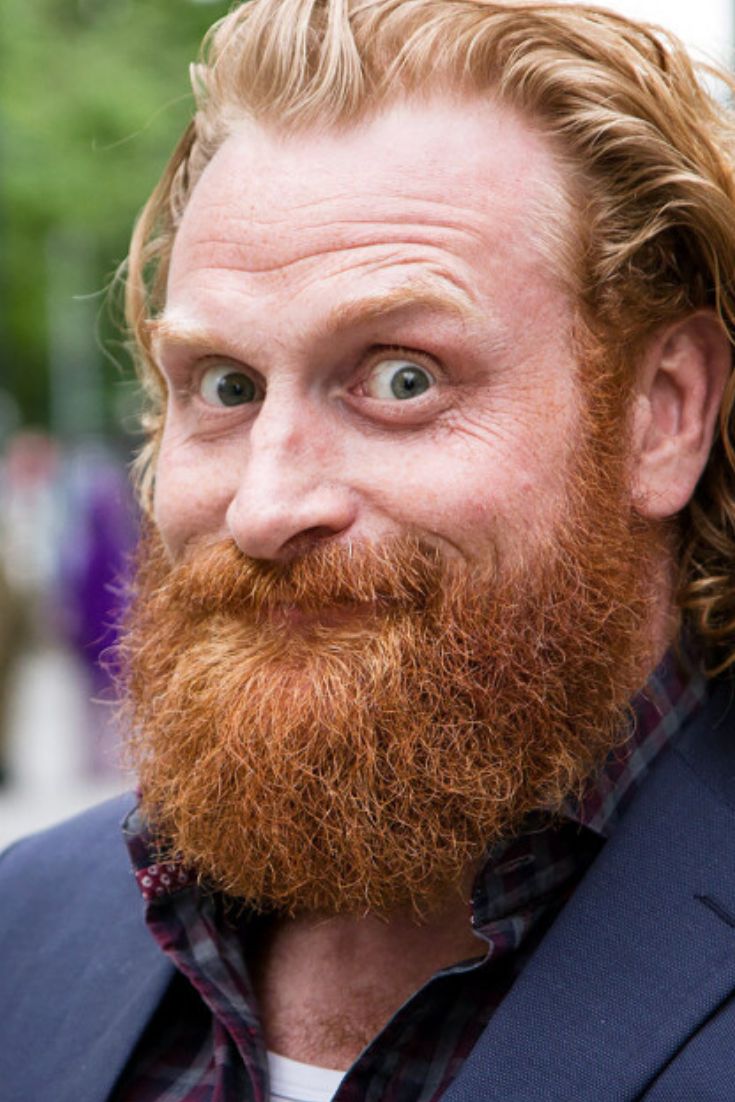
[630, 312, 731, 520]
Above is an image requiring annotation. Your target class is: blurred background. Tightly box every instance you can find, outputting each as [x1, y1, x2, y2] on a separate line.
[0, 0, 231, 845]
[0, 0, 733, 847]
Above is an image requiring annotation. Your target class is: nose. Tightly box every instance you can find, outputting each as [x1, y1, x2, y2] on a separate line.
[225, 393, 358, 561]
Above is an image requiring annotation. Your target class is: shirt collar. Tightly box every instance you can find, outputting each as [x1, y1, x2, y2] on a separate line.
[565, 644, 707, 838]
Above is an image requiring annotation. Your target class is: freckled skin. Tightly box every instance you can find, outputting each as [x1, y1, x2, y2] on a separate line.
[153, 95, 582, 564]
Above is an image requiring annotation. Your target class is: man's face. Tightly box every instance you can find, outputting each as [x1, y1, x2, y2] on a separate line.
[152, 95, 581, 569]
[126, 94, 661, 916]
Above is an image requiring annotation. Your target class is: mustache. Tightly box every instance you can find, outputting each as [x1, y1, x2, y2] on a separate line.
[153, 535, 472, 616]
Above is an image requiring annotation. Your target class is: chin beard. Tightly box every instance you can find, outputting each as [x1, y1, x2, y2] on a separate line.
[118, 424, 663, 918]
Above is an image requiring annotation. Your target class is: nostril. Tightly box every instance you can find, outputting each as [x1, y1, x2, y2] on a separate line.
[282, 524, 346, 557]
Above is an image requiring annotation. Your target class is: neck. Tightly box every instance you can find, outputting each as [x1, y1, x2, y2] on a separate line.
[248, 882, 484, 1069]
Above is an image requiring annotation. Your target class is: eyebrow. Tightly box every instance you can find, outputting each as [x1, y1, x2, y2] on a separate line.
[324, 278, 482, 332]
[147, 317, 226, 357]
[148, 278, 483, 358]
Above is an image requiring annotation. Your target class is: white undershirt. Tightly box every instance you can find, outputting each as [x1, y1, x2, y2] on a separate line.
[267, 1050, 347, 1102]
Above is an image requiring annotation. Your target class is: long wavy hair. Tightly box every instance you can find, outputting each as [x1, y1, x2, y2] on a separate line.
[123, 0, 735, 671]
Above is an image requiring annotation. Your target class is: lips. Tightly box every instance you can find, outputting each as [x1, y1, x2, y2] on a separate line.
[263, 601, 381, 630]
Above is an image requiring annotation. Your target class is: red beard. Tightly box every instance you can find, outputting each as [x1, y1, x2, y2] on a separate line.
[119, 415, 663, 918]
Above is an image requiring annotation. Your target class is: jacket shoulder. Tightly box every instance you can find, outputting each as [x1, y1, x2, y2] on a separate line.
[0, 791, 149, 967]
[0, 792, 138, 899]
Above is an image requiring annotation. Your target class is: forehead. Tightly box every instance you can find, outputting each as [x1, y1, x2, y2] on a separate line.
[167, 94, 571, 308]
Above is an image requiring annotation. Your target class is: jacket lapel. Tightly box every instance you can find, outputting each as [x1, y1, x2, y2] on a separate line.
[49, 805, 177, 1102]
[56, 953, 175, 1102]
[0, 793, 175, 1102]
[442, 686, 735, 1101]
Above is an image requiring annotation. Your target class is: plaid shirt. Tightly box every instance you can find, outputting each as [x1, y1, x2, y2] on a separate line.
[112, 649, 706, 1102]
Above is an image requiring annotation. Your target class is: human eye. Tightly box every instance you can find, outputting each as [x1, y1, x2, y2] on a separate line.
[198, 362, 261, 408]
[362, 356, 436, 401]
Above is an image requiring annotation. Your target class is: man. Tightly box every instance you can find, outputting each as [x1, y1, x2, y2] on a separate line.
[3, 0, 735, 1098]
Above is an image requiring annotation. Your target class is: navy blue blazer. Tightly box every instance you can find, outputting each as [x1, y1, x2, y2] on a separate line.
[2, 677, 735, 1101]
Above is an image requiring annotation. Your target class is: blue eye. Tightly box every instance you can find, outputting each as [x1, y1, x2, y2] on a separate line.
[364, 359, 435, 400]
[200, 365, 258, 407]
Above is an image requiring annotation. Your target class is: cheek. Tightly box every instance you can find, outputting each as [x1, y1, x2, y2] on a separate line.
[153, 441, 236, 557]
[385, 434, 571, 560]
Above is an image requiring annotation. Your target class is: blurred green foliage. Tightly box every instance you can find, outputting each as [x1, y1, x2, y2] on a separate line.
[0, 0, 231, 429]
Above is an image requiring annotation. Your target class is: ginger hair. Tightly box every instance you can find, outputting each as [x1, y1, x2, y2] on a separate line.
[124, 0, 735, 670]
